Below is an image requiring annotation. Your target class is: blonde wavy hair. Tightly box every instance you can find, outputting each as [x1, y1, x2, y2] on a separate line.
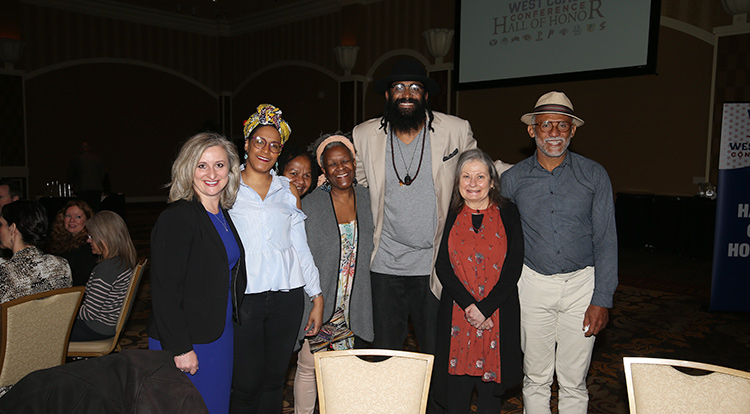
[167, 132, 241, 209]
[46, 200, 94, 254]
[86, 211, 137, 269]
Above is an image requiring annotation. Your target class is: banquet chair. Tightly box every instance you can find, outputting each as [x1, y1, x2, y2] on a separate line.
[314, 348, 434, 414]
[0, 286, 85, 388]
[623, 356, 750, 414]
[67, 258, 147, 358]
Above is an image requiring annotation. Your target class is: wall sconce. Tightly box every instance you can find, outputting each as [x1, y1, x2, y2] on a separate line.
[423, 28, 454, 64]
[334, 45, 359, 76]
[0, 38, 25, 69]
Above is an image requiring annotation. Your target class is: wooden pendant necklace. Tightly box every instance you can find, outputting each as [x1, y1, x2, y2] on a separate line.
[390, 128, 426, 186]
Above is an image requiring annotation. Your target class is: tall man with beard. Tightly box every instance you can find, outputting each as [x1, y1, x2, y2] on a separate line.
[501, 92, 617, 414]
[353, 60, 478, 360]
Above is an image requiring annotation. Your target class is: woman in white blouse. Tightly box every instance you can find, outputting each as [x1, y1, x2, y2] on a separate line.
[229, 104, 323, 413]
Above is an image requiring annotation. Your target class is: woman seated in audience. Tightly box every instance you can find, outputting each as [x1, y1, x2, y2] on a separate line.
[0, 200, 72, 304]
[277, 144, 318, 198]
[434, 149, 524, 414]
[46, 200, 97, 286]
[69, 210, 137, 341]
[293, 132, 374, 414]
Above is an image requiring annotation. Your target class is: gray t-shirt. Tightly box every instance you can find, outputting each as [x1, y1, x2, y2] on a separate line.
[371, 128, 437, 276]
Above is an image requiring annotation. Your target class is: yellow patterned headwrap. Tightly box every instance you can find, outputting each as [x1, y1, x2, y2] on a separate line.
[243, 104, 292, 145]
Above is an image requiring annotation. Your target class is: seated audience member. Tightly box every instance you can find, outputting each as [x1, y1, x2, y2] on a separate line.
[0, 178, 22, 265]
[0, 200, 72, 304]
[0, 178, 21, 208]
[277, 144, 318, 198]
[46, 200, 98, 286]
[69, 211, 137, 341]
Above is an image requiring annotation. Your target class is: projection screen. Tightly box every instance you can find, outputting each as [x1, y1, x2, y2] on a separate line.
[455, 0, 661, 89]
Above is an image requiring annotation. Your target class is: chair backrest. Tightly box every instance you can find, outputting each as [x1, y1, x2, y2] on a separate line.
[67, 258, 147, 357]
[0, 286, 85, 387]
[314, 348, 434, 414]
[623, 357, 750, 414]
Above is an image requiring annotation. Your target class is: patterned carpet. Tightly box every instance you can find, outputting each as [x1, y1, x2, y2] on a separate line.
[118, 203, 750, 414]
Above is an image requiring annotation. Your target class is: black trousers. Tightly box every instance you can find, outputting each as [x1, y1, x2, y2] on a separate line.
[69, 317, 112, 341]
[229, 288, 304, 414]
[371, 272, 443, 413]
[445, 374, 503, 414]
[370, 272, 439, 354]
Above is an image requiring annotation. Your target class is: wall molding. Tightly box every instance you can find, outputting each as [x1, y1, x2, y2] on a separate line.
[24, 58, 217, 98]
[714, 21, 750, 36]
[233, 60, 340, 97]
[661, 16, 715, 45]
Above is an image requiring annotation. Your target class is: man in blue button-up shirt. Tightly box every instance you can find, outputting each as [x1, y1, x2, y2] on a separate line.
[501, 91, 617, 414]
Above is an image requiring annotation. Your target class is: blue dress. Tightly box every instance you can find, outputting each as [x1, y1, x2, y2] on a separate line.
[149, 211, 240, 413]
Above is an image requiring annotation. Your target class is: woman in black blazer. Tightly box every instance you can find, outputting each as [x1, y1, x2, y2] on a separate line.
[147, 132, 246, 413]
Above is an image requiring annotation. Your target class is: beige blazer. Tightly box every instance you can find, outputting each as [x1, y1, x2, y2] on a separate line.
[353, 111, 477, 299]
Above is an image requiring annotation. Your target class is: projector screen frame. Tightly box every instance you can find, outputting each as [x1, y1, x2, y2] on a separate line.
[453, 0, 662, 91]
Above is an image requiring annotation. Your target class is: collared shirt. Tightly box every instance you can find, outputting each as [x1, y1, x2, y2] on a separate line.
[229, 171, 321, 297]
[501, 151, 618, 308]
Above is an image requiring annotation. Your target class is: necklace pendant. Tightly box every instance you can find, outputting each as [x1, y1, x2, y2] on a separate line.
[404, 174, 412, 185]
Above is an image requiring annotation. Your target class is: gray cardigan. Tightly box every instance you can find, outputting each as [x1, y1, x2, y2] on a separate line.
[296, 186, 375, 347]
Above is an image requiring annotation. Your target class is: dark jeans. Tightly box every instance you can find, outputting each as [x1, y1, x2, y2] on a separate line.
[445, 374, 503, 414]
[370, 272, 439, 355]
[229, 288, 304, 414]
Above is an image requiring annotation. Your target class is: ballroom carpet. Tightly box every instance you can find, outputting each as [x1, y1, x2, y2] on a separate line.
[117, 202, 750, 414]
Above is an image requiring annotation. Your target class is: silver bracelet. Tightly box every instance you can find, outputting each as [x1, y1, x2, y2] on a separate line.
[309, 293, 322, 302]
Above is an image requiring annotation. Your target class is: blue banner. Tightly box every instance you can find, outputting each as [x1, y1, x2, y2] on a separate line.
[711, 103, 750, 311]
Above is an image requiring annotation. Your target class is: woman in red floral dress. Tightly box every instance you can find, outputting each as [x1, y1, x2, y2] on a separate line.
[434, 148, 524, 413]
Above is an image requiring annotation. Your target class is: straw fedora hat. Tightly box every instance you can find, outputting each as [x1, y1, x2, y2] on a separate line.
[374, 59, 440, 96]
[520, 91, 584, 127]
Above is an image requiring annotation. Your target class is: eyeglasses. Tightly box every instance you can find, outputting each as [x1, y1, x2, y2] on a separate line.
[250, 136, 283, 154]
[390, 83, 424, 95]
[533, 120, 572, 132]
